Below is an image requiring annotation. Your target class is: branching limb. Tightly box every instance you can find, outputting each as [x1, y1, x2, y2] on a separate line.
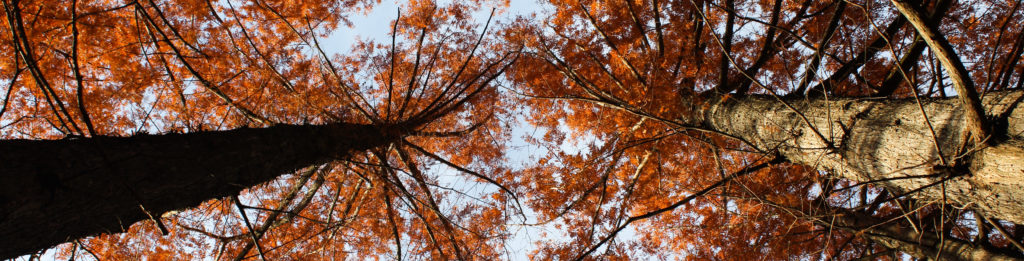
[794, 0, 846, 95]
[135, 1, 271, 125]
[233, 195, 268, 261]
[232, 166, 326, 261]
[572, 158, 781, 261]
[3, 0, 82, 134]
[70, 0, 96, 136]
[891, 0, 989, 144]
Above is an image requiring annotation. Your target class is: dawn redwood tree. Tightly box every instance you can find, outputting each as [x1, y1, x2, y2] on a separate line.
[504, 0, 1024, 259]
[5, 0, 1024, 260]
[1, 0, 518, 259]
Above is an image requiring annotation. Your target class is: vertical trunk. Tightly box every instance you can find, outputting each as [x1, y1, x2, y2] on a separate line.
[0, 123, 394, 259]
[704, 91, 1024, 224]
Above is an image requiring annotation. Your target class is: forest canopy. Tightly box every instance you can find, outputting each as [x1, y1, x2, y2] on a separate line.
[2, 0, 1024, 260]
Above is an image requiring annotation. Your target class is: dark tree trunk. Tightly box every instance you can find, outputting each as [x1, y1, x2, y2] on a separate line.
[0, 123, 395, 259]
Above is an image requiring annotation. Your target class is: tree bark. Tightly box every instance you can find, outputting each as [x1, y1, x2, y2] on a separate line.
[0, 123, 396, 259]
[704, 90, 1024, 224]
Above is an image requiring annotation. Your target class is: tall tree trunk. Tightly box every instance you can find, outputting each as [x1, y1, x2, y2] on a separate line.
[0, 123, 396, 259]
[704, 91, 1024, 224]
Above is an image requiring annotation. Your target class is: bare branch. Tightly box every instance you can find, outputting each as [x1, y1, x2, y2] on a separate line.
[891, 0, 989, 144]
[572, 158, 781, 261]
[233, 195, 268, 261]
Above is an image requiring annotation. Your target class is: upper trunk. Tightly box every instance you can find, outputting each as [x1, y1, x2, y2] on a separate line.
[0, 123, 395, 259]
[705, 91, 1024, 224]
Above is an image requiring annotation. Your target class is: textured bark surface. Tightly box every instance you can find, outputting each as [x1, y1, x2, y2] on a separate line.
[0, 123, 394, 259]
[705, 91, 1024, 224]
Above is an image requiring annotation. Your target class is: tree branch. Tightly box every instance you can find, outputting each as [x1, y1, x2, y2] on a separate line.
[891, 0, 989, 144]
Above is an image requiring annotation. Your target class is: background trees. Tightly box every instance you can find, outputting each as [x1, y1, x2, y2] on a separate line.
[2, 0, 1024, 260]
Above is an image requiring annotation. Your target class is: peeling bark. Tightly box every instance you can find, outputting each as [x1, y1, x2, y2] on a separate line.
[705, 91, 1024, 224]
[0, 123, 395, 259]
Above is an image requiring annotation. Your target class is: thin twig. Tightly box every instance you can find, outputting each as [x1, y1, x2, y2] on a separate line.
[70, 0, 96, 136]
[979, 213, 1024, 253]
[233, 195, 268, 261]
[856, 3, 949, 166]
[135, 1, 270, 125]
[573, 158, 781, 260]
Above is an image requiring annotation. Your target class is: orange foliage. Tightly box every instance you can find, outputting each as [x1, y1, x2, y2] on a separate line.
[3, 0, 1024, 259]
[500, 0, 1024, 259]
[3, 0, 516, 259]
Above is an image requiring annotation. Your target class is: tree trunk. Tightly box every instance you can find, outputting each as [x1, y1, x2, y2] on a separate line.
[704, 91, 1024, 224]
[0, 123, 395, 259]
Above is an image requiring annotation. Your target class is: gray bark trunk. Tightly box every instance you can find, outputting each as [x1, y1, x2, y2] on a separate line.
[705, 91, 1024, 224]
[0, 123, 394, 259]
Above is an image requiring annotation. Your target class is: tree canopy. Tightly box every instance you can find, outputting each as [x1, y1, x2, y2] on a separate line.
[2, 0, 1024, 260]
